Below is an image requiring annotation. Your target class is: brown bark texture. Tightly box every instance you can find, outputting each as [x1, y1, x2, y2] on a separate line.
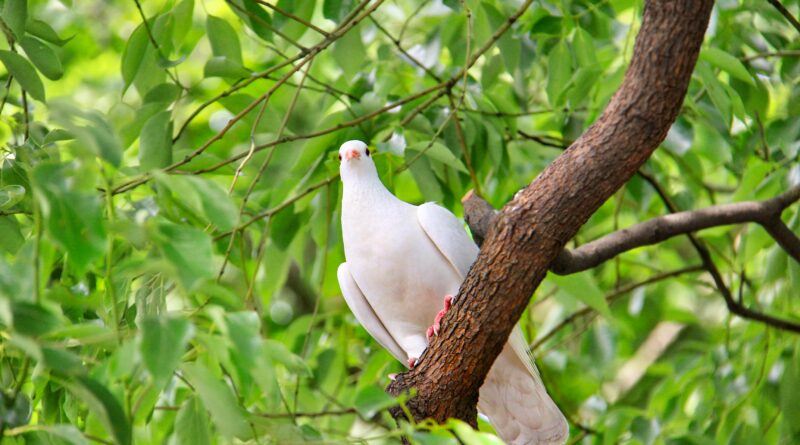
[386, 0, 715, 427]
[464, 185, 800, 274]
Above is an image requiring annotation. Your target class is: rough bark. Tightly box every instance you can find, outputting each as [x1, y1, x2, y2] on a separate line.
[387, 0, 714, 428]
[464, 185, 800, 274]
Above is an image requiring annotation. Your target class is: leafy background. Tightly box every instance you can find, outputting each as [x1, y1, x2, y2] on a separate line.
[1, 0, 799, 444]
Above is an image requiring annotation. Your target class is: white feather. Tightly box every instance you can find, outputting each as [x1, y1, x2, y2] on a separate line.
[337, 140, 568, 444]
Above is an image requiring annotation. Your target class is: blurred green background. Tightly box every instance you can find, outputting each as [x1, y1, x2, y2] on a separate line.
[1, 0, 799, 443]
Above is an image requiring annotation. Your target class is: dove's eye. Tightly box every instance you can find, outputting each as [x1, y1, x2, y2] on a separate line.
[338, 154, 342, 161]
[365, 149, 370, 157]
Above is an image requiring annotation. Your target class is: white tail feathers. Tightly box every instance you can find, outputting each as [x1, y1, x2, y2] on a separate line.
[478, 342, 568, 445]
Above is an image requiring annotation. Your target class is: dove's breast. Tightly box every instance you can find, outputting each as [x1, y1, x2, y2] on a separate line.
[341, 188, 462, 351]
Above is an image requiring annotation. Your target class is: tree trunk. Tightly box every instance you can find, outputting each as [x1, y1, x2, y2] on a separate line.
[387, 0, 715, 427]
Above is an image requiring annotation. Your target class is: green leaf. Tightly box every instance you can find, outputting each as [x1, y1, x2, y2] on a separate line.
[781, 346, 800, 437]
[449, 418, 506, 444]
[203, 56, 251, 79]
[175, 396, 212, 445]
[407, 142, 468, 173]
[121, 23, 149, 93]
[2, 0, 27, 40]
[324, 0, 352, 21]
[0, 217, 24, 253]
[331, 22, 366, 78]
[171, 0, 195, 47]
[11, 301, 61, 337]
[700, 47, 754, 85]
[269, 203, 300, 250]
[206, 16, 243, 64]
[30, 425, 90, 445]
[0, 50, 46, 102]
[42, 128, 74, 144]
[31, 162, 106, 275]
[143, 83, 181, 104]
[228, 0, 273, 42]
[549, 271, 612, 318]
[573, 27, 597, 66]
[64, 376, 131, 445]
[139, 111, 173, 171]
[353, 384, 395, 418]
[154, 173, 237, 231]
[546, 41, 572, 106]
[27, 19, 71, 46]
[152, 220, 215, 291]
[41, 346, 85, 376]
[274, 0, 314, 41]
[181, 362, 250, 438]
[48, 102, 123, 166]
[0, 185, 25, 209]
[140, 316, 193, 386]
[20, 36, 64, 80]
[225, 311, 261, 385]
[697, 62, 731, 127]
[263, 339, 310, 375]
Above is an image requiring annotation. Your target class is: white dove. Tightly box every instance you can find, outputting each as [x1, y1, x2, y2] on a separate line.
[336, 140, 568, 444]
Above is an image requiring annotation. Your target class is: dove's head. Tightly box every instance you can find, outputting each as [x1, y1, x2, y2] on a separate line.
[338, 140, 377, 182]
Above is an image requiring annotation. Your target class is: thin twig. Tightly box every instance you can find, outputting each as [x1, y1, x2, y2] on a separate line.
[368, 15, 441, 82]
[531, 265, 704, 350]
[741, 50, 800, 62]
[113, 0, 385, 194]
[765, 0, 800, 34]
[132, 0, 185, 88]
[243, 60, 314, 300]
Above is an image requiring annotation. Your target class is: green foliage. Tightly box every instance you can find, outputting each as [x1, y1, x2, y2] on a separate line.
[0, 1, 798, 444]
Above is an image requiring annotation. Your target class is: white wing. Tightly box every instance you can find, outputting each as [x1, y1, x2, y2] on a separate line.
[337, 263, 407, 363]
[417, 203, 543, 388]
[416, 202, 479, 278]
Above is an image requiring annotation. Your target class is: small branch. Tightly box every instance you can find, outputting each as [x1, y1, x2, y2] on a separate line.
[552, 184, 800, 274]
[761, 217, 800, 262]
[155, 405, 357, 418]
[0, 75, 13, 115]
[766, 0, 800, 34]
[461, 190, 496, 247]
[741, 50, 800, 62]
[516, 129, 570, 149]
[462, 185, 800, 275]
[171, 0, 371, 143]
[368, 15, 442, 82]
[462, 106, 584, 118]
[20, 90, 28, 140]
[448, 94, 482, 196]
[0, 210, 30, 216]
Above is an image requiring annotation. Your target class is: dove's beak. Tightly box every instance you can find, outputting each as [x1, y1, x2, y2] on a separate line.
[344, 149, 361, 161]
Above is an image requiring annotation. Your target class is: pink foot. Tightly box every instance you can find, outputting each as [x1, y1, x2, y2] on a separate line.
[426, 295, 454, 340]
[407, 357, 418, 369]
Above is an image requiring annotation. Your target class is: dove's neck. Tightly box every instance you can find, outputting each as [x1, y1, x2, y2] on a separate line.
[341, 165, 407, 227]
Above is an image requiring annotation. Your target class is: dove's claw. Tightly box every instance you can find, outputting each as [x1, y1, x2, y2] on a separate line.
[426, 295, 454, 340]
[388, 373, 397, 381]
[407, 357, 418, 368]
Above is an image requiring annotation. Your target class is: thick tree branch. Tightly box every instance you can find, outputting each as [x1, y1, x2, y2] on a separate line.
[464, 185, 800, 274]
[387, 0, 714, 428]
